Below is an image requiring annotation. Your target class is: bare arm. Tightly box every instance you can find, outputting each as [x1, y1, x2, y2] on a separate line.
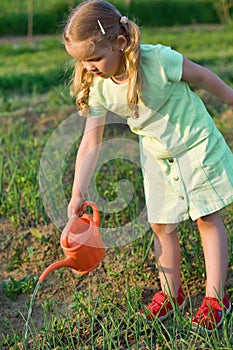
[182, 57, 233, 107]
[68, 115, 106, 217]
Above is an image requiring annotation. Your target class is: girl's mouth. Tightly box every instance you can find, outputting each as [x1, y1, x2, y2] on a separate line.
[93, 71, 108, 79]
[94, 71, 104, 77]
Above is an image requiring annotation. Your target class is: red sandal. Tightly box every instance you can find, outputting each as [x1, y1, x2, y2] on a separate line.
[192, 295, 231, 333]
[143, 286, 186, 321]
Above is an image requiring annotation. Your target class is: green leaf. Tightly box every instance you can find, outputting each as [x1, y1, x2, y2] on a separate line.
[29, 228, 43, 239]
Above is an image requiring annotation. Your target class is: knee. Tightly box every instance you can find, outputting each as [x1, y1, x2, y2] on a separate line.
[150, 223, 164, 236]
[150, 223, 177, 236]
[196, 212, 221, 231]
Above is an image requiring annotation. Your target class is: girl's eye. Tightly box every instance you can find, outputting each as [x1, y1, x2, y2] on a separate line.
[86, 56, 102, 62]
[92, 58, 102, 62]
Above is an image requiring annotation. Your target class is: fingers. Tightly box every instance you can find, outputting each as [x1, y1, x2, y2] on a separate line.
[67, 197, 85, 219]
[67, 203, 75, 219]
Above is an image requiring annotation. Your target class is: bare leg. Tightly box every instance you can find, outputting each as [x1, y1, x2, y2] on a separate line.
[151, 223, 181, 297]
[197, 212, 229, 298]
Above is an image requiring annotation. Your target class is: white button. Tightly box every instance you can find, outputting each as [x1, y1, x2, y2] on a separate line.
[173, 176, 179, 181]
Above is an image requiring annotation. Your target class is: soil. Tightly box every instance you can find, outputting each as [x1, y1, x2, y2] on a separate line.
[0, 221, 163, 345]
[1, 212, 233, 349]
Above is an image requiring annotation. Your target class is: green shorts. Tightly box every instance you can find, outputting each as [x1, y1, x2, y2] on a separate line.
[139, 132, 233, 224]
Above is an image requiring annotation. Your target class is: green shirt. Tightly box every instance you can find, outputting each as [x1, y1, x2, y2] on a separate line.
[88, 44, 220, 158]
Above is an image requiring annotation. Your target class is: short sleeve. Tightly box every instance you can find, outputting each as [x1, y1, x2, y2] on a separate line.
[88, 78, 108, 118]
[158, 46, 183, 82]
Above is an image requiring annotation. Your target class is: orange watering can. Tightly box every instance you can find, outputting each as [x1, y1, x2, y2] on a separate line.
[39, 201, 105, 282]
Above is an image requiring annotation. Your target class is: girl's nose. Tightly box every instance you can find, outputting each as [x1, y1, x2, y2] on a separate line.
[82, 61, 96, 72]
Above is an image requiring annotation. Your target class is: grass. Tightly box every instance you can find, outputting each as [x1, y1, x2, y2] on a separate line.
[0, 25, 233, 349]
[2, 229, 233, 349]
[1, 25, 233, 226]
[0, 38, 71, 95]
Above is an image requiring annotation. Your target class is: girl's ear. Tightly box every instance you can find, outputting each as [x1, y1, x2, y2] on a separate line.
[114, 35, 128, 51]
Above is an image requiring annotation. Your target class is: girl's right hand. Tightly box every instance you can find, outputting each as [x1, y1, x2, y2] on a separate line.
[67, 196, 85, 219]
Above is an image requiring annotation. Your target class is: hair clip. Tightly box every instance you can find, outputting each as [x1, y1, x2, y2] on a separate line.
[120, 16, 128, 25]
[97, 19, 106, 35]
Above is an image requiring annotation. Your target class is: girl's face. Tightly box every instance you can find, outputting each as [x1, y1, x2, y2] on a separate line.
[65, 36, 127, 80]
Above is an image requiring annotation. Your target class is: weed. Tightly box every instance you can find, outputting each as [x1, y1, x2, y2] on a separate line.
[2, 276, 38, 300]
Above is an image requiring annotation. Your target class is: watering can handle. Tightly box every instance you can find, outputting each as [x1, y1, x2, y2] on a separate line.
[82, 201, 100, 226]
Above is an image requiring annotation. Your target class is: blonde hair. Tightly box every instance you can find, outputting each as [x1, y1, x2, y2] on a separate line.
[63, 0, 142, 118]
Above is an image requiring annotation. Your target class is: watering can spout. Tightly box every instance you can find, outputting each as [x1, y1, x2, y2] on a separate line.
[39, 258, 78, 282]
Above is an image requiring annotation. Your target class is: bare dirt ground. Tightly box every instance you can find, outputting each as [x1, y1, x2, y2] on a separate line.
[0, 221, 162, 342]
[1, 212, 233, 347]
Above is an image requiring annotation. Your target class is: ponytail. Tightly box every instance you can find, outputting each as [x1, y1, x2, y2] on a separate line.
[70, 61, 94, 116]
[124, 19, 142, 118]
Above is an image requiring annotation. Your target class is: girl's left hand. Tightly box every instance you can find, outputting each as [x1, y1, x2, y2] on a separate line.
[67, 195, 85, 219]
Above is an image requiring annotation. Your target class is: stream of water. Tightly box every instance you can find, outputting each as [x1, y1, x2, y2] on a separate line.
[24, 280, 42, 342]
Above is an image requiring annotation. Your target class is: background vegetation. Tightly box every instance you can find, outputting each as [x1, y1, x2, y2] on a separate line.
[1, 0, 233, 36]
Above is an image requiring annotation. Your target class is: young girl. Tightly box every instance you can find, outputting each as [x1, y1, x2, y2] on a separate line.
[63, 0, 233, 332]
